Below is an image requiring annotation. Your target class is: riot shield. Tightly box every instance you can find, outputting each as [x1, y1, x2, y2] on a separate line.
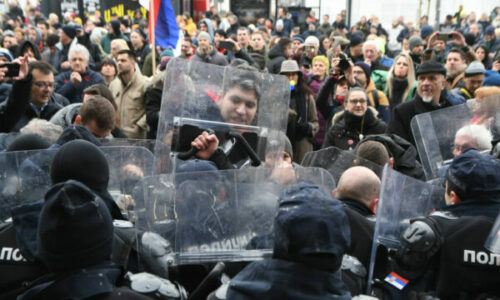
[367, 165, 445, 292]
[100, 138, 157, 154]
[301, 146, 384, 183]
[0, 146, 154, 222]
[485, 213, 500, 254]
[0, 149, 57, 221]
[100, 146, 155, 221]
[134, 167, 335, 266]
[411, 95, 500, 180]
[153, 58, 290, 173]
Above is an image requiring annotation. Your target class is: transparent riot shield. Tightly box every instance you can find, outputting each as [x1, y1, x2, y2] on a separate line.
[411, 95, 500, 180]
[134, 167, 335, 266]
[0, 149, 57, 222]
[485, 213, 500, 254]
[100, 138, 157, 154]
[0, 146, 155, 222]
[367, 165, 445, 293]
[153, 58, 290, 173]
[301, 146, 384, 183]
[100, 146, 154, 221]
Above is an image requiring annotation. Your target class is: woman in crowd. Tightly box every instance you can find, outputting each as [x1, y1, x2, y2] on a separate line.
[474, 44, 492, 70]
[280, 60, 319, 163]
[380, 52, 416, 111]
[99, 58, 117, 86]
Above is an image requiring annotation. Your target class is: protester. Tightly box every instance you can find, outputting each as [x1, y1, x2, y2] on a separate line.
[109, 49, 147, 139]
[55, 44, 104, 103]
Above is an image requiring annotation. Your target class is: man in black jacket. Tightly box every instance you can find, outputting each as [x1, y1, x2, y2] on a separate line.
[387, 60, 465, 146]
[267, 37, 291, 74]
[0, 60, 63, 133]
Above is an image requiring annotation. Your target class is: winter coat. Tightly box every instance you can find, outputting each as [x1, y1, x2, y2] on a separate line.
[287, 91, 319, 163]
[0, 74, 62, 133]
[267, 44, 288, 74]
[226, 259, 351, 300]
[55, 68, 105, 103]
[247, 47, 267, 70]
[191, 46, 228, 66]
[322, 107, 387, 150]
[371, 70, 417, 111]
[366, 80, 390, 123]
[387, 91, 466, 146]
[145, 71, 164, 140]
[109, 72, 148, 139]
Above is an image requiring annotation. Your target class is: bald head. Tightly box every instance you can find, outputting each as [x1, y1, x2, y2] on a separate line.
[336, 166, 381, 208]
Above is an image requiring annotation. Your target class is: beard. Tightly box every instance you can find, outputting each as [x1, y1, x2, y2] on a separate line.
[446, 64, 467, 79]
[422, 96, 434, 103]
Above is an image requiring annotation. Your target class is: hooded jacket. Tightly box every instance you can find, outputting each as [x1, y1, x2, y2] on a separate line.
[267, 44, 288, 74]
[322, 107, 387, 150]
[227, 183, 352, 300]
[19, 40, 41, 60]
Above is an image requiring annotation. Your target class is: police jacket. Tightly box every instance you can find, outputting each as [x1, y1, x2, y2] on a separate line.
[17, 261, 151, 300]
[226, 259, 351, 300]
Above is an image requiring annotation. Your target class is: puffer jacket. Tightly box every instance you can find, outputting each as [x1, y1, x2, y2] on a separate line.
[322, 107, 387, 150]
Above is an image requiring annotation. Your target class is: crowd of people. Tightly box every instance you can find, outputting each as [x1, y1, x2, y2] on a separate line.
[0, 0, 499, 299]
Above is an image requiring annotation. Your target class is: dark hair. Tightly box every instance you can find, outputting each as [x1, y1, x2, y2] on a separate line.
[36, 19, 49, 28]
[117, 49, 136, 61]
[83, 84, 116, 109]
[99, 58, 117, 73]
[119, 18, 130, 28]
[447, 48, 466, 61]
[214, 29, 227, 38]
[183, 36, 192, 44]
[46, 34, 59, 48]
[346, 87, 368, 101]
[29, 61, 55, 75]
[278, 37, 291, 49]
[79, 96, 116, 131]
[473, 44, 490, 64]
[83, 84, 120, 127]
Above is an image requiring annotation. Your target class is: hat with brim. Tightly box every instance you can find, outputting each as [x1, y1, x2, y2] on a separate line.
[280, 60, 300, 74]
[416, 60, 446, 77]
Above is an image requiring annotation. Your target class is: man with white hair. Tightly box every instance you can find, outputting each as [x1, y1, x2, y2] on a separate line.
[55, 44, 104, 103]
[362, 40, 390, 71]
[452, 124, 492, 157]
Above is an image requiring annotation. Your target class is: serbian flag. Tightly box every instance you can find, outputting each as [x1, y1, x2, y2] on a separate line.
[141, 0, 179, 48]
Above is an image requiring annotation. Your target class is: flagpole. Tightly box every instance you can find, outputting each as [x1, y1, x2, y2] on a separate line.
[150, 0, 156, 76]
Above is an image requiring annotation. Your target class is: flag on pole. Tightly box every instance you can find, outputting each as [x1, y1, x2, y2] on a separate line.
[142, 0, 179, 48]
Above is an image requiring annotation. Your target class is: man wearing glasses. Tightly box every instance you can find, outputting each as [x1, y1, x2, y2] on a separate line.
[0, 60, 64, 132]
[322, 87, 386, 150]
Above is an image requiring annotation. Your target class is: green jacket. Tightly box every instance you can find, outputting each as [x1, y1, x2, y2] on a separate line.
[100, 33, 129, 54]
[371, 70, 417, 102]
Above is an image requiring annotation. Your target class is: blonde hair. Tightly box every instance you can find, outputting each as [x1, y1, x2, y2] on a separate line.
[386, 53, 415, 102]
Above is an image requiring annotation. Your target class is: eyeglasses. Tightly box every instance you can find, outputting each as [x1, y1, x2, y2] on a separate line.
[347, 98, 367, 104]
[33, 81, 54, 89]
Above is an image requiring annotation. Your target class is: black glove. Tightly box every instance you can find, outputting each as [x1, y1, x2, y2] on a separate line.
[295, 120, 312, 138]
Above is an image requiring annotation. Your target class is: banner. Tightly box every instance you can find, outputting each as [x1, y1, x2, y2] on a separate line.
[100, 0, 147, 24]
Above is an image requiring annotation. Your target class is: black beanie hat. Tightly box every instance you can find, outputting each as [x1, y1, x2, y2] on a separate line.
[37, 180, 114, 271]
[6, 133, 50, 152]
[50, 140, 109, 192]
[415, 60, 446, 77]
[354, 61, 372, 84]
[61, 24, 77, 39]
[50, 139, 126, 220]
